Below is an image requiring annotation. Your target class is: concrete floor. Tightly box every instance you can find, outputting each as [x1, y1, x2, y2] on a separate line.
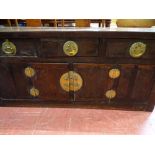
[0, 107, 154, 134]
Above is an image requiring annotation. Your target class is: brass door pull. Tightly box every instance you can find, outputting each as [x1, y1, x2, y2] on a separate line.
[2, 39, 16, 55]
[105, 89, 116, 99]
[63, 41, 78, 56]
[24, 67, 36, 78]
[129, 42, 146, 58]
[109, 68, 120, 79]
[30, 87, 39, 97]
[60, 71, 83, 92]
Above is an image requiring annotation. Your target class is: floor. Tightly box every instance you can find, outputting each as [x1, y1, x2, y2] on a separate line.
[0, 107, 154, 135]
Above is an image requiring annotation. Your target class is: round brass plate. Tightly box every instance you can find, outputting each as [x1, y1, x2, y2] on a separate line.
[109, 68, 120, 79]
[105, 89, 116, 99]
[30, 87, 39, 97]
[2, 39, 16, 55]
[129, 42, 146, 58]
[63, 41, 78, 56]
[24, 67, 35, 78]
[60, 71, 83, 92]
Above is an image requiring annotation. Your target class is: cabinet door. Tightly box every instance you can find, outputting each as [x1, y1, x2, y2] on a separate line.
[3, 63, 69, 101]
[73, 64, 112, 101]
[11, 63, 70, 101]
[0, 63, 16, 99]
[27, 63, 70, 101]
[73, 64, 155, 105]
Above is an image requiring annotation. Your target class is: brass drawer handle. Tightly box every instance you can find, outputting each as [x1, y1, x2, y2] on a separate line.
[30, 87, 39, 97]
[24, 67, 36, 78]
[105, 89, 116, 99]
[2, 39, 16, 55]
[60, 71, 83, 92]
[63, 41, 78, 56]
[129, 42, 146, 58]
[109, 68, 120, 79]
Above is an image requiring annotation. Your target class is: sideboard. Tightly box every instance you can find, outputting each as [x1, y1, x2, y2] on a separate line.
[0, 27, 155, 111]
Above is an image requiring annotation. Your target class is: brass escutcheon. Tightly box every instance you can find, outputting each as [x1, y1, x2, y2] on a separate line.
[24, 67, 35, 78]
[105, 89, 116, 99]
[129, 42, 146, 58]
[30, 87, 39, 97]
[60, 71, 83, 92]
[63, 41, 78, 56]
[109, 68, 120, 79]
[2, 39, 16, 55]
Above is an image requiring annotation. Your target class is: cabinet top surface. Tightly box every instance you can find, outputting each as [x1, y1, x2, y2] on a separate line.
[1, 27, 155, 33]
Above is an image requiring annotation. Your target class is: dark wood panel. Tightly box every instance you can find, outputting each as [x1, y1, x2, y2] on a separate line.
[0, 63, 16, 99]
[39, 38, 99, 57]
[73, 64, 112, 101]
[11, 63, 32, 99]
[106, 39, 155, 59]
[116, 65, 134, 100]
[0, 38, 38, 57]
[131, 65, 155, 102]
[31, 63, 69, 101]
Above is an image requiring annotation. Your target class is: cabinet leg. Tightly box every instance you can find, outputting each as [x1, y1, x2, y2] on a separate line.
[145, 104, 155, 112]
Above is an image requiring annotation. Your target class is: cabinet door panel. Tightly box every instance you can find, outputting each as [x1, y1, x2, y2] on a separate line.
[0, 64, 16, 99]
[131, 65, 155, 102]
[73, 64, 155, 105]
[11, 63, 69, 101]
[30, 63, 69, 100]
[73, 64, 112, 101]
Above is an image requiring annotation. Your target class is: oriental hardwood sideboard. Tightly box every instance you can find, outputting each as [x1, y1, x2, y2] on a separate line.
[0, 27, 155, 111]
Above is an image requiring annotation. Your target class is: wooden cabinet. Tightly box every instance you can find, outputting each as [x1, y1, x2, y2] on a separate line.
[0, 27, 155, 111]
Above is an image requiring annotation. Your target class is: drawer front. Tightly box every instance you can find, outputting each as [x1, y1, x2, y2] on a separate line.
[106, 39, 155, 59]
[0, 39, 38, 57]
[39, 38, 99, 57]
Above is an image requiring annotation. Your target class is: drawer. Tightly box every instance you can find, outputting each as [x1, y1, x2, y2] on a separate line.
[106, 39, 155, 59]
[0, 39, 38, 57]
[39, 38, 99, 57]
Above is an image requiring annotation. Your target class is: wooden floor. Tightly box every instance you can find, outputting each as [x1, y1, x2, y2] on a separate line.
[0, 106, 154, 134]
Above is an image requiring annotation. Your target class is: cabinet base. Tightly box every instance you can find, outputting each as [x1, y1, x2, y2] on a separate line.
[0, 100, 154, 112]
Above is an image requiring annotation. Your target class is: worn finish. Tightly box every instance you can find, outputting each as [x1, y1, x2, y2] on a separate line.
[0, 27, 155, 111]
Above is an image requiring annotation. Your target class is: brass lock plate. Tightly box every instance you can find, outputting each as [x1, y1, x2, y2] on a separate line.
[105, 89, 116, 99]
[24, 67, 35, 78]
[109, 68, 120, 79]
[63, 41, 78, 56]
[129, 42, 146, 58]
[60, 71, 83, 92]
[30, 87, 39, 97]
[2, 39, 16, 55]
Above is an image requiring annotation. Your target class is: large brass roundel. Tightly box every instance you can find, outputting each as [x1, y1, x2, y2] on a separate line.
[24, 67, 35, 78]
[2, 39, 16, 55]
[63, 41, 78, 56]
[105, 89, 116, 99]
[60, 71, 83, 92]
[109, 68, 120, 79]
[30, 87, 39, 97]
[129, 42, 146, 58]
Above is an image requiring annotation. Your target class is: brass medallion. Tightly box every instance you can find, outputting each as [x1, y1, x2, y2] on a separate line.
[30, 87, 39, 97]
[24, 67, 35, 78]
[109, 68, 120, 79]
[129, 42, 146, 58]
[2, 39, 16, 55]
[63, 41, 78, 56]
[105, 89, 116, 99]
[60, 71, 83, 92]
